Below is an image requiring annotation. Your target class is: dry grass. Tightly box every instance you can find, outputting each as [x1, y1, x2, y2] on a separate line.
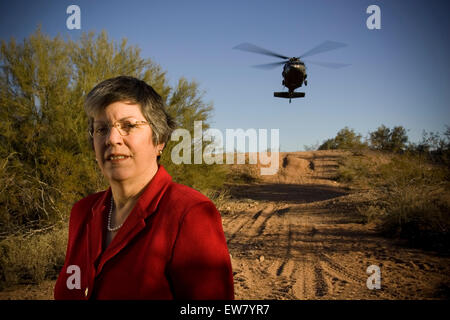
[337, 150, 450, 251]
[0, 223, 67, 290]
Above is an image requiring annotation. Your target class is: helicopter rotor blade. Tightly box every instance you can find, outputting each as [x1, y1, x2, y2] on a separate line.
[304, 60, 351, 69]
[233, 42, 290, 60]
[252, 61, 288, 70]
[298, 40, 348, 59]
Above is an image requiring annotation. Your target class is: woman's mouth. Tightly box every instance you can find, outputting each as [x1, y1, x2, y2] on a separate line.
[107, 155, 131, 162]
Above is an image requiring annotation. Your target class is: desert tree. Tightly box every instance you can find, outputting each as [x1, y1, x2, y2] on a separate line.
[0, 27, 223, 232]
[369, 125, 408, 152]
[319, 127, 367, 150]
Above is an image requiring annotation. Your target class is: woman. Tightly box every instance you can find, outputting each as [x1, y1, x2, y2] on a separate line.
[54, 76, 234, 299]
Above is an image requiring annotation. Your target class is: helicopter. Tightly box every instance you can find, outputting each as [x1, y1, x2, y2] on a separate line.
[233, 41, 350, 102]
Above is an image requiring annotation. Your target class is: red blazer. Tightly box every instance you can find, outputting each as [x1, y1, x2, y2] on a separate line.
[54, 165, 234, 300]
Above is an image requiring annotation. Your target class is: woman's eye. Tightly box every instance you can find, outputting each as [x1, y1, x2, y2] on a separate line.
[95, 127, 108, 134]
[124, 123, 137, 129]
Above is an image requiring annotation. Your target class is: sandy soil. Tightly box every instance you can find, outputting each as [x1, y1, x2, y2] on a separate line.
[223, 150, 450, 299]
[1, 150, 449, 300]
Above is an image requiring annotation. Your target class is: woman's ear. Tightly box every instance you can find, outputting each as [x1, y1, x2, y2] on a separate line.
[156, 142, 165, 160]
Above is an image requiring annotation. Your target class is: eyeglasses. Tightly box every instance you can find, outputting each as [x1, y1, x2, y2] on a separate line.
[90, 119, 149, 138]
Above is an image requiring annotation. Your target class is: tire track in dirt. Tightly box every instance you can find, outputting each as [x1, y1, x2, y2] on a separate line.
[313, 264, 328, 297]
[225, 206, 264, 245]
[284, 209, 331, 299]
[238, 204, 390, 300]
[289, 207, 374, 299]
[266, 207, 318, 299]
[246, 207, 272, 237]
[256, 206, 330, 300]
[262, 206, 298, 300]
[228, 202, 299, 299]
[227, 198, 387, 299]
[276, 221, 292, 277]
[255, 206, 289, 236]
[319, 252, 364, 284]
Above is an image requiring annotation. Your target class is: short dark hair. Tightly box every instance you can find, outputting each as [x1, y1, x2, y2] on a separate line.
[84, 76, 176, 146]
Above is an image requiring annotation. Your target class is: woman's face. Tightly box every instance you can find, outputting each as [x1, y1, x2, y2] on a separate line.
[93, 101, 164, 183]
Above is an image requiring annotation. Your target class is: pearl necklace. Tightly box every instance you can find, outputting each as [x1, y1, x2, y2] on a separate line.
[107, 196, 123, 232]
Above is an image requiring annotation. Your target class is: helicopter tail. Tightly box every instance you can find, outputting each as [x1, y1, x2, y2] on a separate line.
[274, 92, 305, 100]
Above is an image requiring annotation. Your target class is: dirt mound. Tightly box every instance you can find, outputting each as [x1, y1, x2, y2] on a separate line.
[253, 150, 349, 186]
[281, 155, 313, 181]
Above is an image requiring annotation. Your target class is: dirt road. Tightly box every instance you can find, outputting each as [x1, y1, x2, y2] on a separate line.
[221, 151, 450, 299]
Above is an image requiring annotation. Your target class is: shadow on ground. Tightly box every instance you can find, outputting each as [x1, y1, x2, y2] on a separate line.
[228, 183, 349, 204]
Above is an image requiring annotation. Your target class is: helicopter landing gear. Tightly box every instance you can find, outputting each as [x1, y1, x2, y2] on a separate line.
[304, 80, 307, 86]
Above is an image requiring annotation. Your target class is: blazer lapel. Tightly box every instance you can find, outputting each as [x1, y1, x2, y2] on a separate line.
[94, 165, 172, 277]
[86, 189, 109, 281]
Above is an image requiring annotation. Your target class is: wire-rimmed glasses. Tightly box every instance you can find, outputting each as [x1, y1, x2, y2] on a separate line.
[89, 118, 149, 138]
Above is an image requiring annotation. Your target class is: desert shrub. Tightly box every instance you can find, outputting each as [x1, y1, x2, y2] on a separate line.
[407, 127, 450, 167]
[0, 224, 67, 289]
[336, 159, 365, 184]
[338, 151, 450, 251]
[205, 188, 231, 211]
[374, 155, 449, 250]
[225, 162, 259, 184]
[356, 205, 386, 224]
[378, 188, 449, 250]
[336, 152, 372, 188]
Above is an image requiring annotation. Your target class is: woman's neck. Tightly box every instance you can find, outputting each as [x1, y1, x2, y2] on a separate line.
[109, 165, 158, 210]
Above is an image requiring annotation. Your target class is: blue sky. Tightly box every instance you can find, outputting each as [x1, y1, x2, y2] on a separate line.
[1, 0, 449, 151]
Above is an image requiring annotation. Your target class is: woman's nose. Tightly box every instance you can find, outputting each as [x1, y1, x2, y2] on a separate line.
[105, 125, 123, 145]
